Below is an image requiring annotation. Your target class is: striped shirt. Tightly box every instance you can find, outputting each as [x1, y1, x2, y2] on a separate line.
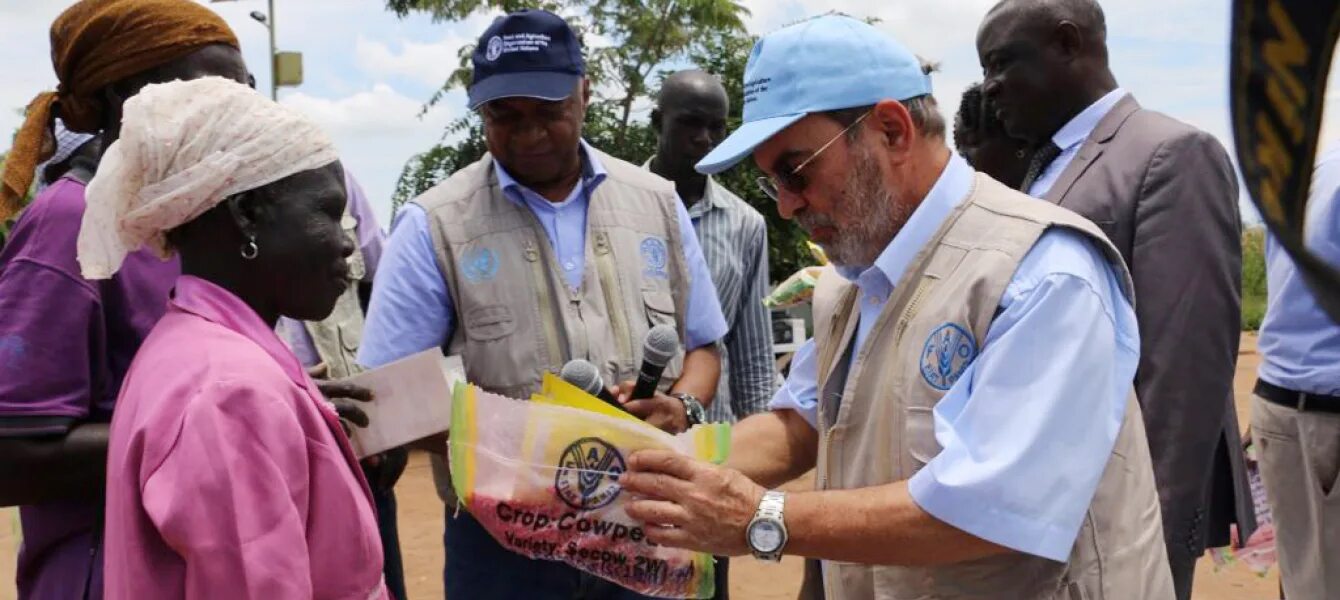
[646, 158, 778, 422]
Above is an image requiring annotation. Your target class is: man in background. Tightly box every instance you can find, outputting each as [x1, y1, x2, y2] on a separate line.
[953, 83, 1031, 190]
[1252, 148, 1340, 599]
[647, 69, 776, 424]
[978, 2, 1253, 596]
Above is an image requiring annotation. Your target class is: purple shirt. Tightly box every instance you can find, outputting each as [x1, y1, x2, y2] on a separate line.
[0, 176, 179, 600]
[103, 276, 387, 600]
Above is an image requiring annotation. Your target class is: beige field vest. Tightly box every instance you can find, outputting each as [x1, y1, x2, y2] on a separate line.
[807, 174, 1173, 600]
[414, 149, 692, 501]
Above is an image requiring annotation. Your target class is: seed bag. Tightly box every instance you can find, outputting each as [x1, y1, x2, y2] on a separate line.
[449, 374, 731, 599]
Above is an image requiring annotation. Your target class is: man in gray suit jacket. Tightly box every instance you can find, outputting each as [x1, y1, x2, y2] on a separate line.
[977, 1, 1254, 598]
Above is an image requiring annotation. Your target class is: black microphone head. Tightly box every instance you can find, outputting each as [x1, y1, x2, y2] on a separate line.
[560, 359, 604, 395]
[642, 324, 679, 367]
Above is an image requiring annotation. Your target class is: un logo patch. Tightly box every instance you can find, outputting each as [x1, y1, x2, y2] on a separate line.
[555, 437, 626, 511]
[920, 323, 976, 391]
[641, 237, 668, 278]
[462, 247, 499, 283]
[485, 36, 504, 61]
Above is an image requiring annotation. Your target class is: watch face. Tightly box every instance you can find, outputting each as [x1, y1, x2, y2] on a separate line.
[689, 402, 705, 423]
[749, 519, 785, 553]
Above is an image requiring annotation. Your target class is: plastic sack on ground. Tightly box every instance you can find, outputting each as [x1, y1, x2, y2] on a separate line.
[449, 374, 731, 599]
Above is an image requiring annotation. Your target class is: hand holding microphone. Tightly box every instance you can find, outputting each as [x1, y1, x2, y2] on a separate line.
[611, 325, 705, 434]
[630, 324, 680, 400]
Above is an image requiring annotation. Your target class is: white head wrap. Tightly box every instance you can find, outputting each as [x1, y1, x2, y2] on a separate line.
[77, 76, 339, 279]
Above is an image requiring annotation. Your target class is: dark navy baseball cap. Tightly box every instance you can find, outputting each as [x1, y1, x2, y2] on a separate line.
[468, 9, 585, 110]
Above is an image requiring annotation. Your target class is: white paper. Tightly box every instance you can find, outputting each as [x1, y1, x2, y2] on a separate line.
[344, 350, 463, 458]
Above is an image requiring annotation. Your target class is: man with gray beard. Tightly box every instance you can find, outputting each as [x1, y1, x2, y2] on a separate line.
[616, 14, 1174, 599]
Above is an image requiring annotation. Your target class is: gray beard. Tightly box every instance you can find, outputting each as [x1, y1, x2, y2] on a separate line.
[800, 146, 910, 273]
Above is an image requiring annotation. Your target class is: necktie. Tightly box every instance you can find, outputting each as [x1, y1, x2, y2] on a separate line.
[1021, 141, 1063, 193]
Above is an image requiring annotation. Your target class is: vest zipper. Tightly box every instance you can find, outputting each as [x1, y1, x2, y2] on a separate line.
[525, 239, 569, 367]
[893, 277, 934, 347]
[593, 232, 633, 363]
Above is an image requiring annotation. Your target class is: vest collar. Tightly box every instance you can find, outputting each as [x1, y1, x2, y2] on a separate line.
[494, 140, 608, 209]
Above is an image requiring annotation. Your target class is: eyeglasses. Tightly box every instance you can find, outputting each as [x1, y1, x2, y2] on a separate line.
[756, 110, 872, 201]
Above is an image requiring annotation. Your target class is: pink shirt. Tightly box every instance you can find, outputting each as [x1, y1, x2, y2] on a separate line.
[103, 276, 388, 600]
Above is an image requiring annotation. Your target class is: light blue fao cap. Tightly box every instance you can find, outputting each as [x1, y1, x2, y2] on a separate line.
[696, 13, 933, 174]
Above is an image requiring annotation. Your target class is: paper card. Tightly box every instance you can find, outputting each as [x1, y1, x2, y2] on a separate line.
[344, 350, 463, 458]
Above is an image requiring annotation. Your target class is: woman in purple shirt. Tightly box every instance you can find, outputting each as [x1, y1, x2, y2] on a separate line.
[0, 3, 247, 598]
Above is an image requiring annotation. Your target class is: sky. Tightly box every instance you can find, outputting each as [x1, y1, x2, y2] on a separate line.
[2, 0, 1338, 227]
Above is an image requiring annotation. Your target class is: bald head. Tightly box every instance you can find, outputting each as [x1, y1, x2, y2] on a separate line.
[658, 70, 729, 113]
[975, 0, 1118, 143]
[651, 69, 730, 184]
[983, 0, 1107, 54]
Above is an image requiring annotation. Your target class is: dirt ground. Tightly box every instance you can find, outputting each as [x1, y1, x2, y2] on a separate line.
[0, 334, 1281, 599]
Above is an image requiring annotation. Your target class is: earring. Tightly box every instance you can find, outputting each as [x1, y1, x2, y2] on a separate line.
[240, 236, 259, 260]
[1016, 149, 1027, 159]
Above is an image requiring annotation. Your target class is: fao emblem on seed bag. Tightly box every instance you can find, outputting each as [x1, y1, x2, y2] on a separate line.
[920, 323, 977, 391]
[555, 437, 626, 510]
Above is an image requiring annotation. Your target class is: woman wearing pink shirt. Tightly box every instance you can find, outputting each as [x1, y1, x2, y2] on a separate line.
[81, 77, 388, 600]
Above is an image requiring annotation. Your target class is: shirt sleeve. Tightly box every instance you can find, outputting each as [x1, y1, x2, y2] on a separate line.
[673, 198, 728, 349]
[0, 260, 100, 436]
[907, 229, 1139, 562]
[140, 380, 314, 599]
[344, 173, 386, 281]
[766, 338, 820, 430]
[357, 204, 454, 369]
[724, 217, 777, 417]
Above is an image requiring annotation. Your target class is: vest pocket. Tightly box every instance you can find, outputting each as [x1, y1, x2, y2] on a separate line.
[905, 406, 942, 469]
[338, 320, 362, 354]
[463, 305, 516, 341]
[641, 287, 678, 329]
[641, 287, 683, 382]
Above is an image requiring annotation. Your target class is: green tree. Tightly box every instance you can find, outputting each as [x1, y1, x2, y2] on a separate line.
[386, 0, 813, 281]
[1242, 226, 1267, 331]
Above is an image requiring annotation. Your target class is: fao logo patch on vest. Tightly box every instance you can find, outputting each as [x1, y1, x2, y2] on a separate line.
[462, 247, 499, 283]
[920, 323, 977, 391]
[641, 237, 668, 278]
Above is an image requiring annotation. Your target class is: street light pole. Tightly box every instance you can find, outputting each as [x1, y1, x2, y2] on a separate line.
[266, 0, 276, 100]
[211, 0, 277, 100]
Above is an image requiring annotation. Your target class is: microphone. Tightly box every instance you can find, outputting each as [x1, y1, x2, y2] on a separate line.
[560, 359, 622, 410]
[631, 324, 680, 400]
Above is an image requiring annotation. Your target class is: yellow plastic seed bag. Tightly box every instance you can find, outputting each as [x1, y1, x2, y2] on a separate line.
[449, 375, 730, 599]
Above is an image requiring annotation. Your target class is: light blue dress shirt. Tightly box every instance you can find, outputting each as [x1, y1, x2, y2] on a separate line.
[358, 141, 728, 369]
[769, 154, 1141, 562]
[1257, 148, 1340, 395]
[1027, 88, 1127, 198]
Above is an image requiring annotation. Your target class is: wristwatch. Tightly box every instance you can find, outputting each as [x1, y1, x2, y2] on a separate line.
[671, 392, 706, 427]
[746, 490, 788, 561]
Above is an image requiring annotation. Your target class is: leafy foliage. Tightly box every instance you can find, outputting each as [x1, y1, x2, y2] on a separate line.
[1242, 226, 1267, 331]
